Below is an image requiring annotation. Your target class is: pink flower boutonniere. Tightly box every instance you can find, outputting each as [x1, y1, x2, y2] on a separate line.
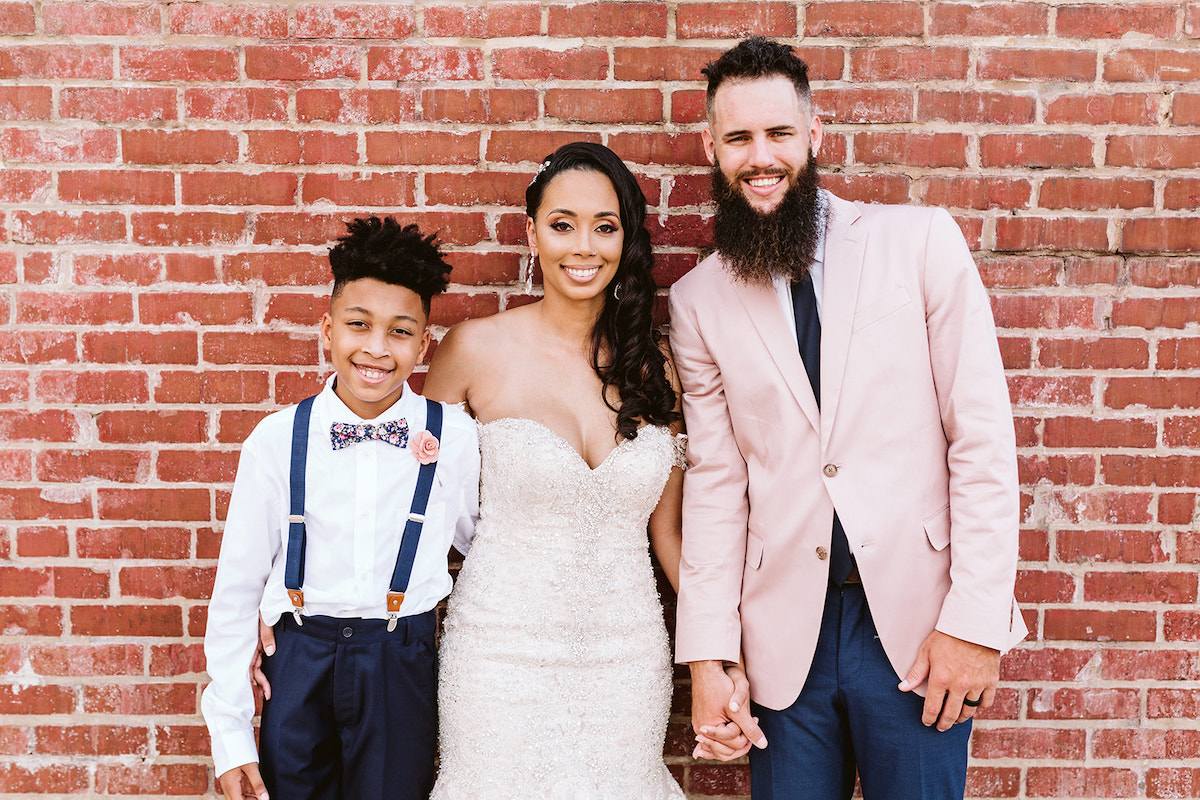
[410, 430, 440, 465]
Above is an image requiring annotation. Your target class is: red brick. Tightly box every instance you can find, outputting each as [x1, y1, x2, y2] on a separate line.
[295, 3, 413, 37]
[155, 371, 270, 404]
[51, 567, 110, 599]
[1102, 649, 1200, 681]
[97, 763, 209, 795]
[264, 293, 324, 325]
[1103, 454, 1200, 488]
[169, 2, 287, 36]
[1040, 177, 1153, 210]
[426, 172, 530, 208]
[274, 373, 326, 405]
[1105, 48, 1200, 82]
[184, 87, 289, 122]
[991, 296, 1096, 329]
[1167, 417, 1200, 449]
[35, 725, 148, 756]
[1027, 767, 1137, 798]
[180, 171, 296, 207]
[120, 45, 237, 81]
[496, 46, 609, 80]
[1166, 611, 1200, 641]
[425, 2, 541, 37]
[854, 133, 967, 167]
[1001, 647, 1092, 681]
[0, 565, 50, 596]
[96, 410, 206, 444]
[259, 211, 486, 247]
[1150, 690, 1200, 720]
[1190, 1, 1200, 35]
[0, 44, 112, 79]
[805, 2, 923, 36]
[1015, 569, 1074, 603]
[0, 331, 75, 364]
[820, 174, 912, 206]
[0, 85, 51, 120]
[0, 1, 35, 33]
[1107, 377, 1200, 409]
[0, 605, 63, 636]
[1043, 609, 1156, 642]
[246, 130, 358, 166]
[72, 605, 183, 638]
[1109, 135, 1200, 169]
[1160, 491, 1197, 523]
[16, 526, 69, 558]
[931, 2, 1048, 35]
[0, 170, 48, 207]
[1045, 489, 1154, 525]
[1018, 454, 1096, 485]
[1156, 336, 1200, 368]
[1059, 4, 1177, 38]
[12, 210, 126, 244]
[814, 88, 912, 124]
[218, 410, 273, 443]
[82, 683, 194, 715]
[72, 253, 160, 286]
[366, 131, 479, 166]
[1028, 687, 1140, 719]
[1175, 93, 1200, 126]
[204, 331, 318, 367]
[245, 44, 359, 80]
[140, 291, 253, 326]
[301, 172, 415, 206]
[688, 762, 751, 795]
[608, 132, 709, 167]
[0, 409, 80, 443]
[121, 129, 237, 165]
[150, 644, 206, 678]
[978, 48, 1096, 81]
[44, 1, 158, 34]
[0, 127, 117, 163]
[81, 331, 198, 364]
[676, 2, 795, 37]
[36, 450, 148, 484]
[225, 252, 328, 287]
[1040, 338, 1151, 371]
[919, 177, 1031, 211]
[77, 526, 191, 560]
[157, 450, 238, 484]
[1123, 218, 1200, 254]
[1057, 529, 1168, 564]
[917, 90, 1035, 125]
[297, 88, 415, 124]
[851, 47, 968, 81]
[486, 131, 603, 167]
[132, 212, 245, 247]
[0, 763, 88, 793]
[994, 216, 1109, 252]
[58, 169, 173, 205]
[1113, 298, 1200, 329]
[981, 134, 1094, 168]
[1149, 768, 1200, 797]
[368, 45, 483, 81]
[966, 767, 1021, 797]
[1043, 414, 1155, 448]
[548, 2, 667, 36]
[545, 88, 662, 124]
[429, 293, 501, 328]
[37, 370, 150, 404]
[1128, 258, 1200, 288]
[1086, 570, 1196, 604]
[971, 727, 1084, 760]
[119, 566, 214, 600]
[1046, 92, 1160, 126]
[979, 257, 1060, 289]
[648, 213, 714, 249]
[1166, 178, 1200, 210]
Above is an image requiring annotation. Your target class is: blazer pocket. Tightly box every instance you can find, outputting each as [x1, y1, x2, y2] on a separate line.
[745, 532, 765, 570]
[923, 505, 951, 552]
[851, 287, 913, 333]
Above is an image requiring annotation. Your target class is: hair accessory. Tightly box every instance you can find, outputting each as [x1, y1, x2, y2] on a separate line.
[530, 158, 552, 187]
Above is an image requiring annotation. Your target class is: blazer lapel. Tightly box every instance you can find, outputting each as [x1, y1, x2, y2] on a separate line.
[819, 193, 865, 435]
[730, 271, 821, 434]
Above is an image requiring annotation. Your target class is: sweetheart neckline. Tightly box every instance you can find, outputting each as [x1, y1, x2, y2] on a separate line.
[479, 416, 669, 473]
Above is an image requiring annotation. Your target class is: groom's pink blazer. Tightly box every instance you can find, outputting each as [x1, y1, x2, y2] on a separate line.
[669, 192, 1027, 710]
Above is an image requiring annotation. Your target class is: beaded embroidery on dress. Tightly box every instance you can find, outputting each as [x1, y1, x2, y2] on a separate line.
[431, 417, 687, 799]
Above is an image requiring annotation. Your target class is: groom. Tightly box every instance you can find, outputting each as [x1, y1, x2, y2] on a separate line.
[669, 38, 1027, 798]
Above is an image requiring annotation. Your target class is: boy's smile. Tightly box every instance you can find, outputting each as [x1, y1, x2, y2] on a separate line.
[320, 277, 431, 420]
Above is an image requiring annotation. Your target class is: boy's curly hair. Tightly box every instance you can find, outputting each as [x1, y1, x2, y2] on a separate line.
[329, 216, 452, 315]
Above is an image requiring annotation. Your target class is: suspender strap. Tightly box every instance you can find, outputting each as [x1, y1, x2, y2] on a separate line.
[387, 399, 442, 629]
[284, 395, 318, 623]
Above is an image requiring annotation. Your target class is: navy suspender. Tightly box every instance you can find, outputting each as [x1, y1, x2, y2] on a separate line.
[284, 396, 443, 631]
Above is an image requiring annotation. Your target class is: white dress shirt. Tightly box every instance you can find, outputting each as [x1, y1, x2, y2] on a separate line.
[201, 375, 480, 776]
[773, 188, 831, 344]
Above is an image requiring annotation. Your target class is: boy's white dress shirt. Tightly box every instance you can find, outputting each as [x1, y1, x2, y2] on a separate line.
[201, 376, 480, 776]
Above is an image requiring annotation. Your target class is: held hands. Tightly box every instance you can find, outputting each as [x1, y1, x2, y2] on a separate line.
[249, 614, 276, 701]
[217, 762, 269, 800]
[690, 660, 768, 761]
[898, 630, 1001, 731]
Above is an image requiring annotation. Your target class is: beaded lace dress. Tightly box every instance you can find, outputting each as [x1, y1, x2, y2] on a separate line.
[430, 417, 687, 799]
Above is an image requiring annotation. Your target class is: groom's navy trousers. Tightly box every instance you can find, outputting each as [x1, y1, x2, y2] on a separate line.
[749, 581, 971, 800]
[258, 611, 438, 800]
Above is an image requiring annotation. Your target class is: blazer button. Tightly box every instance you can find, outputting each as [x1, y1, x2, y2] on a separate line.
[816, 546, 828, 560]
[823, 463, 838, 477]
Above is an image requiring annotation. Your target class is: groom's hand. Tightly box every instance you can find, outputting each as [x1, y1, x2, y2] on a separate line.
[689, 660, 767, 761]
[898, 630, 1000, 731]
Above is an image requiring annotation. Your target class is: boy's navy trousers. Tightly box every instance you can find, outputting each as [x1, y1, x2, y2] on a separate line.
[259, 611, 438, 800]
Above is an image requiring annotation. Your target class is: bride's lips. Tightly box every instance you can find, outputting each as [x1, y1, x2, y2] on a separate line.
[354, 362, 393, 385]
[562, 265, 601, 283]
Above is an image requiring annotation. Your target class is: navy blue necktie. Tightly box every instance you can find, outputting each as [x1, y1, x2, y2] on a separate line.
[791, 276, 854, 586]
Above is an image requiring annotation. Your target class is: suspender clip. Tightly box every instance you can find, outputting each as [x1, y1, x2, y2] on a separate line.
[386, 591, 405, 633]
[287, 589, 305, 626]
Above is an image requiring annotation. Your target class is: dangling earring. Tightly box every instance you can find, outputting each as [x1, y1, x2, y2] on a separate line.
[612, 282, 622, 300]
[528, 252, 535, 274]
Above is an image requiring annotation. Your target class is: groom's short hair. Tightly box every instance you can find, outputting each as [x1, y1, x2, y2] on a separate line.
[702, 37, 812, 119]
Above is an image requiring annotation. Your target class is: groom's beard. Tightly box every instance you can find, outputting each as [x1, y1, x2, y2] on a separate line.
[711, 152, 823, 285]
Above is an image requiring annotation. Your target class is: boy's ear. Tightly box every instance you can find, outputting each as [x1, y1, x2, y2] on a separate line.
[319, 311, 333, 350]
[417, 327, 432, 365]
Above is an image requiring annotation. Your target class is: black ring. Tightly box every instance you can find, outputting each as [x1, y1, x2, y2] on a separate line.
[962, 696, 982, 707]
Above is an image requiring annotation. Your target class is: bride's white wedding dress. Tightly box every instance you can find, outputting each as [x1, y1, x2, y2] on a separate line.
[430, 417, 687, 799]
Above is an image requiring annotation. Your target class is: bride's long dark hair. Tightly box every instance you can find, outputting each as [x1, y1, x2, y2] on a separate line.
[526, 142, 678, 440]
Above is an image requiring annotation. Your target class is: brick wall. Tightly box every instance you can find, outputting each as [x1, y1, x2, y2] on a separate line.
[1, 1, 1198, 797]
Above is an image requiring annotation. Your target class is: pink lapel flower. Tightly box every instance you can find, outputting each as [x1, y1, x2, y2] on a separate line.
[410, 430, 440, 465]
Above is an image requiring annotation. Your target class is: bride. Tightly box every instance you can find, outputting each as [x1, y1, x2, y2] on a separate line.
[424, 142, 689, 798]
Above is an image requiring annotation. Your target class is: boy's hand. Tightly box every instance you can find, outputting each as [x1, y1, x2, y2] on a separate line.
[218, 762, 268, 800]
[250, 614, 276, 701]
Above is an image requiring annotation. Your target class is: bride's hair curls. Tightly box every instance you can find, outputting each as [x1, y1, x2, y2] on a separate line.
[526, 142, 679, 439]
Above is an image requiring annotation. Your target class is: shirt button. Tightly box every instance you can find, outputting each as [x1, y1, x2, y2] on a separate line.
[341, 626, 353, 639]
[823, 464, 838, 477]
[816, 546, 828, 560]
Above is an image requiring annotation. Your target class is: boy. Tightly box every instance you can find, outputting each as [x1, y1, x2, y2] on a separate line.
[201, 217, 480, 800]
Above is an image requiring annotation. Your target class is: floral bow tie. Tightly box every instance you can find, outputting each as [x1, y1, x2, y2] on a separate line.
[330, 419, 409, 450]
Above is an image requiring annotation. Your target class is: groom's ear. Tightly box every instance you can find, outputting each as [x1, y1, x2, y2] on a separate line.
[701, 128, 716, 166]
